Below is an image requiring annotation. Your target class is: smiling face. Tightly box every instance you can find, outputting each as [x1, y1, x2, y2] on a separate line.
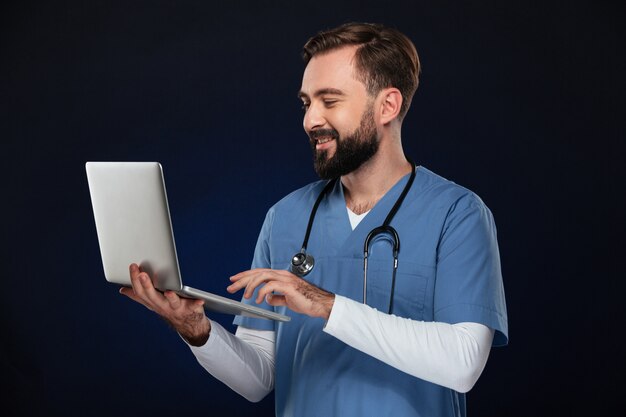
[299, 46, 380, 179]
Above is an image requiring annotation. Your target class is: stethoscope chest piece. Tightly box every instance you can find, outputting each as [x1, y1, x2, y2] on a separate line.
[290, 251, 315, 277]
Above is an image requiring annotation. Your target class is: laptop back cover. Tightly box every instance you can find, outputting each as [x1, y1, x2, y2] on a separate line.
[86, 162, 183, 292]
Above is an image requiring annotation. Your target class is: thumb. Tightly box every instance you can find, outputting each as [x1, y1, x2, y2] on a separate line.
[266, 293, 287, 306]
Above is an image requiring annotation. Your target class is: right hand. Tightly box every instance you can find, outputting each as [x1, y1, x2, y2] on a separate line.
[120, 263, 211, 346]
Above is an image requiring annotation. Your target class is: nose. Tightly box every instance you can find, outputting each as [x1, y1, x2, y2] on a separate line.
[303, 101, 326, 132]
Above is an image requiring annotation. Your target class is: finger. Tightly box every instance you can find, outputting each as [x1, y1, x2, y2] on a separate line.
[245, 269, 294, 298]
[140, 277, 172, 311]
[229, 270, 254, 284]
[228, 269, 294, 298]
[164, 291, 182, 310]
[244, 272, 274, 299]
[256, 281, 283, 304]
[266, 293, 287, 307]
[120, 286, 138, 301]
[229, 268, 276, 284]
[192, 298, 206, 311]
[226, 277, 248, 293]
[184, 298, 206, 314]
[227, 271, 252, 292]
[229, 272, 247, 282]
[119, 286, 153, 311]
[166, 292, 204, 314]
[133, 272, 171, 311]
[255, 281, 278, 304]
[129, 271, 146, 300]
[227, 270, 263, 294]
[129, 263, 141, 282]
[129, 265, 147, 294]
[249, 269, 300, 300]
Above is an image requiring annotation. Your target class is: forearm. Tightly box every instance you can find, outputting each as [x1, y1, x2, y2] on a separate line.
[186, 321, 275, 402]
[324, 295, 494, 393]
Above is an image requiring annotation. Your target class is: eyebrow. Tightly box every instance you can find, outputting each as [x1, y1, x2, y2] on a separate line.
[297, 88, 346, 100]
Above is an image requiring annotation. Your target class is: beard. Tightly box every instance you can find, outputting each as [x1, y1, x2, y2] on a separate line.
[309, 106, 379, 180]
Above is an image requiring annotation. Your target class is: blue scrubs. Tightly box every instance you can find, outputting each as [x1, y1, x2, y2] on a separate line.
[234, 166, 508, 417]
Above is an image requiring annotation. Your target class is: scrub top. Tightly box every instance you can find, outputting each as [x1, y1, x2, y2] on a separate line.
[234, 166, 508, 417]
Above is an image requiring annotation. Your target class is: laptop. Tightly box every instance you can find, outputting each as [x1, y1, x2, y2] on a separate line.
[85, 161, 289, 322]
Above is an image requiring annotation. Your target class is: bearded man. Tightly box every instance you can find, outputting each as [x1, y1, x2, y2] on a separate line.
[122, 22, 508, 417]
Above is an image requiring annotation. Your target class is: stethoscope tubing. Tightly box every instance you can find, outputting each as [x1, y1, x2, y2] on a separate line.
[292, 159, 416, 314]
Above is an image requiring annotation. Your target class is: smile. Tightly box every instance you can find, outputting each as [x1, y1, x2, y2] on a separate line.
[316, 137, 334, 145]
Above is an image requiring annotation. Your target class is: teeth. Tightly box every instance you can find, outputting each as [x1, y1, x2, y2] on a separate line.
[317, 137, 333, 144]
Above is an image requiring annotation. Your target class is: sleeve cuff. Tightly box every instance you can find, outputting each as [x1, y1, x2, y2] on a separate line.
[323, 294, 350, 336]
[183, 319, 224, 354]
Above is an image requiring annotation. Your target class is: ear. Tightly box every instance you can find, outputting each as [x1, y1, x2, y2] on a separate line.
[378, 88, 403, 125]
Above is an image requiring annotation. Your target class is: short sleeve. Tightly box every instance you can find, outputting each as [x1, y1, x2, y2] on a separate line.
[233, 208, 277, 331]
[434, 194, 508, 346]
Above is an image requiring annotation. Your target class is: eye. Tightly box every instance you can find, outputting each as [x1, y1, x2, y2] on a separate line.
[301, 102, 310, 112]
[323, 100, 337, 108]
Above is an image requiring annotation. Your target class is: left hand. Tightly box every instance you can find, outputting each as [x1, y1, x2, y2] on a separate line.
[227, 268, 335, 320]
[120, 264, 211, 346]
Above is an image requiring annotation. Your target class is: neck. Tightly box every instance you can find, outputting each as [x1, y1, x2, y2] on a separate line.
[341, 140, 412, 214]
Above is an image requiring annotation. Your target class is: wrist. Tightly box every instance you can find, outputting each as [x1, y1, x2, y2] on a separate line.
[181, 317, 211, 347]
[320, 293, 335, 320]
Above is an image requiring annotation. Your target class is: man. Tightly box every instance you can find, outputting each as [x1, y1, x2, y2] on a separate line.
[121, 22, 508, 416]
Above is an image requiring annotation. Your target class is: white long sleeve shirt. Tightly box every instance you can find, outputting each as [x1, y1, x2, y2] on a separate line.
[188, 295, 493, 401]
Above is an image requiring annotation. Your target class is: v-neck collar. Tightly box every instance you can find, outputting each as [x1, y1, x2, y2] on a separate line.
[320, 169, 416, 257]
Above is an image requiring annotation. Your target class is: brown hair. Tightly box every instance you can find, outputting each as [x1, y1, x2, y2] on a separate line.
[303, 22, 420, 120]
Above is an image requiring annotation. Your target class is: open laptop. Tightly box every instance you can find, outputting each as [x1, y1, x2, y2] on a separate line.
[85, 161, 289, 322]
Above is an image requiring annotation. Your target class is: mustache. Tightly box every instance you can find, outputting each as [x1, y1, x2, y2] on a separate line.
[308, 129, 340, 143]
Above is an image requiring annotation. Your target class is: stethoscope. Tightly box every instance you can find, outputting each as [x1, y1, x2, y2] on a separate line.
[290, 159, 416, 314]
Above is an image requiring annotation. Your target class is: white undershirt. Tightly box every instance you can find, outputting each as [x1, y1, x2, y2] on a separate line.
[346, 206, 369, 229]
[186, 207, 494, 401]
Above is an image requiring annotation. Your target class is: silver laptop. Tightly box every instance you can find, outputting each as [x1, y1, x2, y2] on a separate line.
[85, 161, 289, 322]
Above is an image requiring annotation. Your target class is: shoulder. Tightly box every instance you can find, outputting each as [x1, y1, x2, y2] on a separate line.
[269, 180, 329, 214]
[416, 166, 491, 214]
[257, 180, 330, 246]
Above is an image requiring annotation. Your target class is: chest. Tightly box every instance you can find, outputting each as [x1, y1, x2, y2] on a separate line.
[268, 196, 447, 321]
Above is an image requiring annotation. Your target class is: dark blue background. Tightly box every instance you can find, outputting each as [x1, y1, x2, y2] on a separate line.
[2, 1, 623, 416]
